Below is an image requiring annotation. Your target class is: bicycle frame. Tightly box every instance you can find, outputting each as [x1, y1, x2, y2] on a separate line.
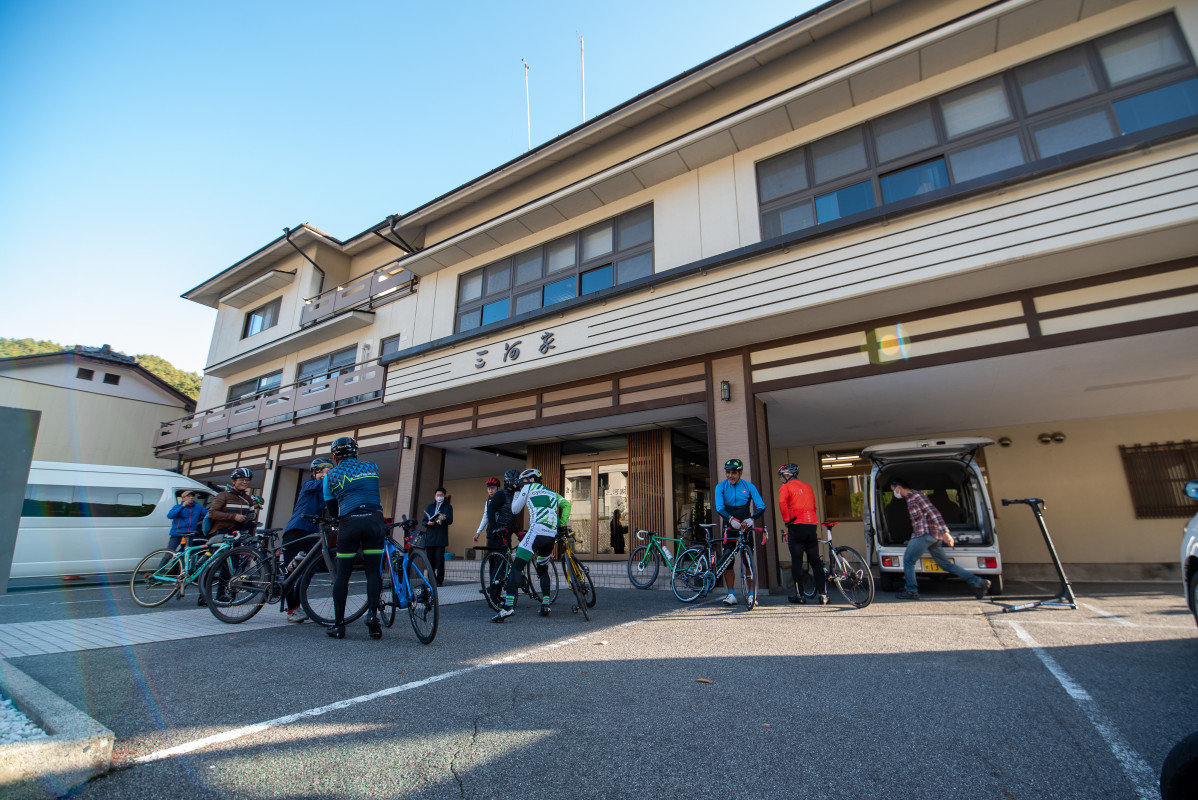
[634, 530, 687, 570]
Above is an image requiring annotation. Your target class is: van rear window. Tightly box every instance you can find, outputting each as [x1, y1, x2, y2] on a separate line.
[22, 485, 164, 518]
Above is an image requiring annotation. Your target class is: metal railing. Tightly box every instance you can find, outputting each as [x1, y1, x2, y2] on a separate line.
[299, 262, 417, 327]
[153, 359, 387, 451]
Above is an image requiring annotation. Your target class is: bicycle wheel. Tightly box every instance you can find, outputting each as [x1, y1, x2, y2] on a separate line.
[796, 554, 818, 600]
[299, 555, 371, 626]
[380, 551, 398, 628]
[130, 550, 181, 607]
[201, 547, 268, 623]
[626, 544, 660, 589]
[405, 548, 439, 644]
[740, 547, 757, 610]
[671, 547, 708, 603]
[580, 561, 596, 608]
[562, 554, 590, 621]
[832, 546, 875, 608]
[481, 553, 509, 612]
[524, 557, 560, 604]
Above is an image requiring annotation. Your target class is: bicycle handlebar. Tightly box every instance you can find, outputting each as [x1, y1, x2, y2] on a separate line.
[637, 530, 652, 541]
[1001, 498, 1044, 506]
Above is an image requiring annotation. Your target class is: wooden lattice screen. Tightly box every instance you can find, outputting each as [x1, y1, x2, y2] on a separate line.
[527, 442, 562, 493]
[628, 430, 667, 538]
[1118, 440, 1198, 519]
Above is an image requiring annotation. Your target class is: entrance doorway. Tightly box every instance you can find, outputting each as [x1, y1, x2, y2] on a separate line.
[563, 461, 628, 559]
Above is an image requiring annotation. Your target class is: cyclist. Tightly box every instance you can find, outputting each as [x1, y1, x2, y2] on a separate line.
[205, 468, 261, 606]
[492, 467, 570, 622]
[778, 463, 825, 605]
[474, 474, 518, 602]
[322, 437, 386, 640]
[713, 458, 767, 606]
[279, 457, 334, 622]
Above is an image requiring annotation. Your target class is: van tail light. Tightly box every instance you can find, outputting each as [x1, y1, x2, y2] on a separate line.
[881, 556, 899, 568]
[978, 557, 997, 569]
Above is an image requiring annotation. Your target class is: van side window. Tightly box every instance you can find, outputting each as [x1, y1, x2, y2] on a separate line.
[22, 485, 164, 518]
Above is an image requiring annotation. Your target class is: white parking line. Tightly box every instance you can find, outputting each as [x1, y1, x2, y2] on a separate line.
[1007, 621, 1156, 800]
[1080, 602, 1137, 627]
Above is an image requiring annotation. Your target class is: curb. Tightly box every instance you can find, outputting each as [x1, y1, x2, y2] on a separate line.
[0, 660, 113, 799]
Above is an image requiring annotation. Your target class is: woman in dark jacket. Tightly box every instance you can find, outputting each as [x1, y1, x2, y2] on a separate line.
[423, 488, 453, 586]
[610, 507, 628, 554]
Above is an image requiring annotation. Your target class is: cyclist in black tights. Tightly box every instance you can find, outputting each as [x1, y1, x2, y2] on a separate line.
[322, 436, 385, 640]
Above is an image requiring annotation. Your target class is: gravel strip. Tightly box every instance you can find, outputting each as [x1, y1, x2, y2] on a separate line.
[0, 693, 48, 744]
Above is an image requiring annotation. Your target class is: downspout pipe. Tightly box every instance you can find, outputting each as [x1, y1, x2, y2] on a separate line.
[283, 227, 325, 295]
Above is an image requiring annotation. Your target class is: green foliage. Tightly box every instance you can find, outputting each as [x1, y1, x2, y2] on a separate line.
[0, 337, 201, 399]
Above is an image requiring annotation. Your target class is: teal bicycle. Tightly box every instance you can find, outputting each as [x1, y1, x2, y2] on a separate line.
[130, 533, 234, 607]
[377, 517, 439, 644]
[626, 527, 693, 589]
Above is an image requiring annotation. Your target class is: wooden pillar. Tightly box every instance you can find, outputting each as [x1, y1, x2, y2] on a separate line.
[628, 430, 666, 537]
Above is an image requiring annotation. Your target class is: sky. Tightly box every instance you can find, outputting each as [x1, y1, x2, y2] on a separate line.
[0, 0, 822, 374]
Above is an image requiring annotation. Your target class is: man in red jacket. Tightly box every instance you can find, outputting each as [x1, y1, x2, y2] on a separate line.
[778, 463, 825, 605]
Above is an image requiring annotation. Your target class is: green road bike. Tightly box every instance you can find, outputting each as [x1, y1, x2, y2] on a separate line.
[626, 527, 693, 589]
[130, 534, 235, 607]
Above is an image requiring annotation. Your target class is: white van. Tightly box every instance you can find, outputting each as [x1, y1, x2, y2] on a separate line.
[862, 437, 1003, 595]
[12, 462, 216, 579]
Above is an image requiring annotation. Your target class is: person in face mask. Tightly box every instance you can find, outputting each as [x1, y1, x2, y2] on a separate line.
[423, 488, 454, 586]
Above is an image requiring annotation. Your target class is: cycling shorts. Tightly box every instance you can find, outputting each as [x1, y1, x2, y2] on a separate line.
[515, 524, 556, 562]
[336, 510, 385, 557]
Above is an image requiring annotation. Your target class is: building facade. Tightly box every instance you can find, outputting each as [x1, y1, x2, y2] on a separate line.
[160, 0, 1198, 584]
[2, 346, 195, 469]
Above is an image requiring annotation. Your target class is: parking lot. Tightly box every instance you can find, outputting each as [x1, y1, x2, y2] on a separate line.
[1, 578, 1195, 799]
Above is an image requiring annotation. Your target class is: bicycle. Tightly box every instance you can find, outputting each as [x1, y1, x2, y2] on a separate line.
[199, 518, 369, 625]
[475, 530, 559, 612]
[670, 522, 764, 609]
[558, 527, 596, 620]
[129, 533, 235, 607]
[794, 521, 875, 608]
[626, 527, 693, 589]
[377, 517, 440, 644]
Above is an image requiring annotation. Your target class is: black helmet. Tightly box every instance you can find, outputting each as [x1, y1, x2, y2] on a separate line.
[723, 459, 744, 473]
[519, 467, 542, 484]
[310, 457, 334, 471]
[331, 437, 358, 459]
[777, 463, 798, 480]
[230, 467, 252, 481]
[503, 468, 521, 489]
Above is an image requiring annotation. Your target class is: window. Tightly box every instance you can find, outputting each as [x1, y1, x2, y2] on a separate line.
[22, 484, 162, 518]
[297, 346, 357, 415]
[103, 373, 121, 385]
[380, 335, 402, 358]
[819, 450, 871, 520]
[1119, 441, 1198, 518]
[76, 368, 94, 380]
[227, 371, 282, 403]
[242, 297, 281, 339]
[455, 205, 654, 333]
[757, 15, 1197, 240]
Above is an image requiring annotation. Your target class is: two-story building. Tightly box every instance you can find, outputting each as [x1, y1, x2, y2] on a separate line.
[159, 0, 1198, 586]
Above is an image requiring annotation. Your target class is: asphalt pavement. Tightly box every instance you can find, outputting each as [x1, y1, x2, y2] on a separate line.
[1, 577, 1195, 800]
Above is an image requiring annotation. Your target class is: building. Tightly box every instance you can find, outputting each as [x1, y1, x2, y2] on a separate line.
[159, 0, 1198, 584]
[2, 345, 195, 468]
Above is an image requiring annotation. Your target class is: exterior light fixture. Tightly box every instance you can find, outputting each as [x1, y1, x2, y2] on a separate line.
[720, 381, 731, 402]
[263, 459, 274, 470]
[997, 437, 1012, 447]
[1037, 433, 1052, 445]
[403, 436, 412, 450]
[1051, 432, 1066, 443]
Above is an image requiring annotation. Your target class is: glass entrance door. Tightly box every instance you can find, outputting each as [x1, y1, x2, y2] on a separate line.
[597, 464, 628, 557]
[563, 463, 628, 558]
[563, 467, 593, 555]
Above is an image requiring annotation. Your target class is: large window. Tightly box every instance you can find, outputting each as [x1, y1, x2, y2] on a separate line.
[819, 450, 871, 520]
[242, 297, 281, 339]
[22, 485, 162, 518]
[758, 16, 1197, 239]
[1119, 440, 1198, 519]
[455, 205, 654, 333]
[226, 370, 282, 403]
[296, 346, 358, 415]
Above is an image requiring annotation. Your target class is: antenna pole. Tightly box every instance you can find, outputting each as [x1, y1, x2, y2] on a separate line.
[522, 58, 531, 151]
[579, 34, 586, 122]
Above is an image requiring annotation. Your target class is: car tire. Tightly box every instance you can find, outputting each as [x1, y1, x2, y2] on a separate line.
[987, 573, 1004, 596]
[879, 572, 902, 592]
[1189, 573, 1198, 630]
[1160, 730, 1198, 800]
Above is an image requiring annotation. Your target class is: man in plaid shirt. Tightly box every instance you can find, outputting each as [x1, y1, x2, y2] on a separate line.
[890, 477, 990, 600]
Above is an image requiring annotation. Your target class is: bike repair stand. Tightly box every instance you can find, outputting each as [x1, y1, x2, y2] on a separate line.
[999, 498, 1077, 613]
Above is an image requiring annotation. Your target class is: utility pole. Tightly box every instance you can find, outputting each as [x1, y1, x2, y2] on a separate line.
[522, 58, 531, 151]
[578, 33, 586, 122]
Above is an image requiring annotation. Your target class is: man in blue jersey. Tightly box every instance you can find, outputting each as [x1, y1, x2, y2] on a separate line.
[714, 458, 767, 607]
[322, 437, 385, 640]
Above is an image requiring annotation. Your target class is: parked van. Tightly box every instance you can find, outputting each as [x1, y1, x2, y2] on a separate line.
[12, 462, 215, 579]
[862, 437, 1002, 595]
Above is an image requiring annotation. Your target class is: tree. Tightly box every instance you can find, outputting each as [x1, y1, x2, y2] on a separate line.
[0, 337, 202, 400]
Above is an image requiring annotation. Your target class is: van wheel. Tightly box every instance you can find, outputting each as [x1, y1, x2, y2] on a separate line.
[1160, 730, 1198, 800]
[1188, 574, 1198, 629]
[879, 572, 902, 592]
[987, 574, 1004, 596]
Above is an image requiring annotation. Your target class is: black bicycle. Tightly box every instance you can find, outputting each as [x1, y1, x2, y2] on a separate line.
[794, 521, 875, 608]
[476, 530, 559, 612]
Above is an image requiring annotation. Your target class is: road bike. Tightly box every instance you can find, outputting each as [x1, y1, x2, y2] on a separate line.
[199, 518, 369, 624]
[475, 529, 559, 612]
[558, 527, 596, 620]
[670, 522, 763, 609]
[626, 527, 693, 589]
[794, 521, 874, 608]
[377, 517, 440, 644]
[129, 533, 235, 607]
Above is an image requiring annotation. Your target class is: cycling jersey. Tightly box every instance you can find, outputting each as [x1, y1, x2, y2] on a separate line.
[322, 457, 383, 516]
[714, 477, 766, 523]
[511, 482, 562, 532]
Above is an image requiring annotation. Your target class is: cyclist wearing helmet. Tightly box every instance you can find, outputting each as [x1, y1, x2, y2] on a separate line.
[778, 463, 825, 605]
[278, 457, 335, 622]
[474, 477, 517, 549]
[493, 467, 572, 622]
[207, 468, 260, 536]
[322, 437, 386, 640]
[714, 458, 767, 606]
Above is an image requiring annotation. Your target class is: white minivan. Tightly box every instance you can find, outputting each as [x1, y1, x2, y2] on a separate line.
[11, 462, 215, 579]
[862, 437, 1003, 595]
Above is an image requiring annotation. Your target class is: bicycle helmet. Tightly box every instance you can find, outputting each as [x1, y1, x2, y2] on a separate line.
[310, 457, 334, 472]
[485, 477, 501, 488]
[330, 436, 358, 458]
[723, 459, 744, 473]
[519, 467, 542, 484]
[503, 468, 521, 489]
[777, 463, 798, 480]
[230, 467, 253, 481]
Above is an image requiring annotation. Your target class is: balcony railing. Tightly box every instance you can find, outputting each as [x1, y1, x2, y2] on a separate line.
[299, 262, 417, 327]
[153, 359, 387, 452]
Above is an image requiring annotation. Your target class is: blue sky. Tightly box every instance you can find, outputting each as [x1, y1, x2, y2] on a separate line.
[0, 0, 820, 373]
